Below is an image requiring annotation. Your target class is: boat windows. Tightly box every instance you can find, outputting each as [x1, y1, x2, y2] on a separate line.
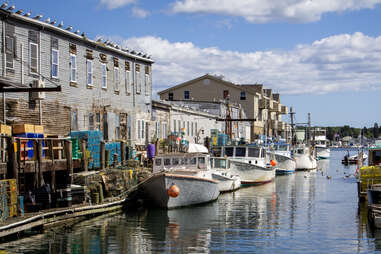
[172, 158, 179, 165]
[297, 149, 304, 154]
[215, 159, 227, 168]
[236, 147, 246, 157]
[225, 147, 234, 157]
[278, 145, 288, 151]
[248, 148, 260, 157]
[212, 147, 222, 157]
[164, 158, 171, 166]
[261, 149, 265, 158]
[198, 157, 205, 164]
[180, 158, 188, 165]
[155, 159, 162, 166]
[190, 158, 197, 165]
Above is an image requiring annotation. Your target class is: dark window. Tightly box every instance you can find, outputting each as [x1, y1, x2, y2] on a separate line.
[198, 157, 205, 164]
[168, 92, 174, 101]
[223, 90, 229, 99]
[236, 147, 246, 157]
[164, 158, 171, 166]
[172, 158, 179, 165]
[225, 147, 234, 157]
[248, 148, 260, 157]
[240, 91, 246, 100]
[184, 91, 190, 99]
[71, 110, 78, 131]
[190, 158, 197, 165]
[155, 159, 162, 166]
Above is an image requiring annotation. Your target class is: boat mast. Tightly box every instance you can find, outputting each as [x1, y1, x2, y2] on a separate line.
[307, 113, 311, 147]
[290, 107, 295, 146]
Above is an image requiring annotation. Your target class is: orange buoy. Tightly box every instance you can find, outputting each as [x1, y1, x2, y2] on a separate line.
[167, 184, 180, 198]
[270, 160, 277, 167]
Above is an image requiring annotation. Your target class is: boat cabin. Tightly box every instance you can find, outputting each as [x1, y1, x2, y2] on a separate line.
[210, 157, 230, 170]
[153, 153, 211, 173]
[368, 147, 381, 166]
[211, 146, 266, 159]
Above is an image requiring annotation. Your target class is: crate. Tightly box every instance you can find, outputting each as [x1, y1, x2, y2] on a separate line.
[12, 124, 35, 134]
[0, 124, 11, 136]
[34, 125, 44, 134]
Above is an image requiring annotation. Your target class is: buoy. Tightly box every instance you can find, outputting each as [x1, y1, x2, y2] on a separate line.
[270, 160, 277, 167]
[327, 176, 331, 179]
[168, 184, 180, 198]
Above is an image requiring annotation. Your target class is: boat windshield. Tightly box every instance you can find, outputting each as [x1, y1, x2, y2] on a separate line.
[248, 147, 260, 157]
[236, 147, 246, 157]
[214, 158, 227, 169]
[225, 147, 234, 157]
[277, 145, 288, 151]
[297, 148, 304, 154]
[190, 157, 197, 165]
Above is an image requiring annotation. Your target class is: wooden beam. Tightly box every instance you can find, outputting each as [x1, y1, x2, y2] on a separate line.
[0, 86, 62, 93]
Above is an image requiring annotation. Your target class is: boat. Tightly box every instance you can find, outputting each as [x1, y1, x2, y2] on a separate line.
[211, 145, 276, 185]
[269, 142, 296, 175]
[312, 128, 330, 160]
[342, 151, 368, 165]
[139, 145, 220, 209]
[294, 145, 317, 171]
[210, 157, 241, 192]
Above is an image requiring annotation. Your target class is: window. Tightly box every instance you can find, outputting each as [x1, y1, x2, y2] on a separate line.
[101, 63, 107, 88]
[248, 148, 260, 157]
[187, 121, 189, 136]
[224, 147, 234, 157]
[141, 120, 145, 139]
[51, 49, 59, 78]
[236, 147, 246, 157]
[172, 158, 179, 165]
[87, 60, 93, 86]
[125, 70, 131, 94]
[136, 64, 141, 94]
[145, 74, 150, 96]
[137, 120, 141, 139]
[115, 114, 120, 139]
[178, 120, 181, 132]
[89, 113, 94, 130]
[191, 122, 194, 136]
[168, 92, 173, 101]
[96, 113, 101, 130]
[5, 36, 14, 69]
[198, 157, 205, 164]
[240, 91, 246, 100]
[190, 158, 197, 165]
[71, 110, 78, 131]
[69, 54, 76, 82]
[173, 120, 176, 132]
[155, 159, 162, 166]
[30, 42, 39, 74]
[164, 158, 171, 166]
[114, 67, 119, 91]
[184, 91, 190, 99]
[162, 123, 167, 139]
[223, 90, 229, 99]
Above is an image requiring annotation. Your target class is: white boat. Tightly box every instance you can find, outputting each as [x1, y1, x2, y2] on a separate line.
[270, 143, 296, 175]
[210, 157, 241, 192]
[312, 128, 330, 160]
[294, 145, 317, 170]
[212, 145, 276, 185]
[139, 150, 220, 209]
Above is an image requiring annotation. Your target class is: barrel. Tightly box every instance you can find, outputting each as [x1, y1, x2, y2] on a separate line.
[147, 144, 155, 159]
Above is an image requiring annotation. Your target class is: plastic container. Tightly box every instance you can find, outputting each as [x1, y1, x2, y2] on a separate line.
[147, 144, 155, 159]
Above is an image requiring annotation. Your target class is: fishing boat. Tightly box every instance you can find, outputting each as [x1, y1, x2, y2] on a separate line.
[211, 145, 276, 185]
[139, 145, 220, 209]
[294, 145, 317, 171]
[269, 142, 296, 175]
[210, 157, 241, 192]
[312, 128, 330, 160]
[342, 151, 368, 165]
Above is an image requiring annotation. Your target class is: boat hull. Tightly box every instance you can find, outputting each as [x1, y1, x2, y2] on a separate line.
[274, 153, 296, 174]
[139, 173, 220, 209]
[212, 172, 241, 192]
[295, 154, 317, 170]
[229, 160, 275, 185]
[316, 147, 330, 160]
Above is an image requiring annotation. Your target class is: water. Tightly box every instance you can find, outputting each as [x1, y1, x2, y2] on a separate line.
[1, 149, 381, 253]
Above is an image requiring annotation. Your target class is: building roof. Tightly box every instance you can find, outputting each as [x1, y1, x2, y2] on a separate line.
[0, 5, 154, 64]
[158, 74, 259, 96]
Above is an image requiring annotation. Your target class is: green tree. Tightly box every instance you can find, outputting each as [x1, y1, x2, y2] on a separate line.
[374, 123, 379, 138]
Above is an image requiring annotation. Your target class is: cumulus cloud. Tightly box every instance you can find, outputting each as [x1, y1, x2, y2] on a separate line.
[112, 32, 381, 96]
[132, 7, 150, 18]
[99, 0, 136, 10]
[171, 0, 381, 23]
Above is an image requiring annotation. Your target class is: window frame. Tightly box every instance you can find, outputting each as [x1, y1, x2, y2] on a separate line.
[5, 35, 14, 70]
[29, 42, 39, 74]
[101, 63, 107, 89]
[240, 91, 246, 100]
[69, 53, 77, 82]
[114, 67, 120, 91]
[51, 48, 59, 78]
[125, 70, 131, 94]
[87, 59, 93, 86]
[184, 91, 190, 99]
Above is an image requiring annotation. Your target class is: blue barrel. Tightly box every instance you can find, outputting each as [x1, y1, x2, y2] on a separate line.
[147, 144, 156, 159]
[18, 196, 24, 216]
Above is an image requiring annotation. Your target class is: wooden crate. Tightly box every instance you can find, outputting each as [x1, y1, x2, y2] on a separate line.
[0, 124, 11, 136]
[34, 125, 44, 134]
[12, 124, 35, 134]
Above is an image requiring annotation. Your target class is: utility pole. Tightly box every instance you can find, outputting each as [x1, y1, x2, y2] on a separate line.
[290, 107, 295, 146]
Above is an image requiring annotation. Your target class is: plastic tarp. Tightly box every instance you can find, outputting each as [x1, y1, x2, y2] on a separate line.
[187, 144, 208, 153]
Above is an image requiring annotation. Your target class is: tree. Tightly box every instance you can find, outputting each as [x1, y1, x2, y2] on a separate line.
[374, 123, 379, 138]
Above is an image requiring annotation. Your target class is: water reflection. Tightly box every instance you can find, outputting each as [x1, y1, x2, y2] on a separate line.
[1, 150, 381, 253]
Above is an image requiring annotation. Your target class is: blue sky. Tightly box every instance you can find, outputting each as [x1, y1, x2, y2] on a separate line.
[10, 0, 381, 128]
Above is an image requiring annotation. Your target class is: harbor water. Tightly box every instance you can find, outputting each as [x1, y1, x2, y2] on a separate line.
[1, 149, 381, 253]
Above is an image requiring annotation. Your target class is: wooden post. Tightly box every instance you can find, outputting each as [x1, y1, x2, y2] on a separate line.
[81, 140, 88, 172]
[7, 137, 17, 183]
[100, 141, 105, 170]
[113, 153, 118, 167]
[64, 140, 73, 186]
[33, 140, 38, 189]
[37, 140, 45, 187]
[49, 140, 55, 192]
[120, 141, 126, 166]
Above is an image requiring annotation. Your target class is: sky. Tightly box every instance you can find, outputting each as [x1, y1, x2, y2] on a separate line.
[9, 0, 381, 128]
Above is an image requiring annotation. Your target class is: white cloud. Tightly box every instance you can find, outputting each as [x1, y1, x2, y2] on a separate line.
[132, 7, 150, 18]
[171, 0, 381, 23]
[99, 0, 136, 10]
[113, 32, 381, 96]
